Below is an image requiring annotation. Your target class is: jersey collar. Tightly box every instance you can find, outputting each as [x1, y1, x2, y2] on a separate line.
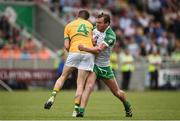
[104, 26, 110, 33]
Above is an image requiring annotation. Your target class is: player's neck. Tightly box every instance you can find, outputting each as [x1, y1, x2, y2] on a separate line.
[100, 26, 109, 32]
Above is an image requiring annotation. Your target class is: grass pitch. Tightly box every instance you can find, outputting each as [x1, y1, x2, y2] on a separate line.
[0, 90, 180, 120]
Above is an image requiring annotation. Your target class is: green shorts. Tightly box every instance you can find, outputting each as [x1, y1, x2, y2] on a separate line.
[93, 64, 115, 80]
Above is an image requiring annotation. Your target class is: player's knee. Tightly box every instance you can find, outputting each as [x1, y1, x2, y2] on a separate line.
[113, 89, 125, 98]
[119, 90, 125, 97]
[85, 83, 94, 91]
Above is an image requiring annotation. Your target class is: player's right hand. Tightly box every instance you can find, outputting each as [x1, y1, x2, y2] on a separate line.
[78, 44, 84, 51]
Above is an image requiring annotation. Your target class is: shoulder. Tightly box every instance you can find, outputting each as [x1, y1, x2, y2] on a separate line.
[103, 27, 116, 46]
[105, 27, 116, 40]
[66, 19, 78, 27]
[85, 20, 93, 29]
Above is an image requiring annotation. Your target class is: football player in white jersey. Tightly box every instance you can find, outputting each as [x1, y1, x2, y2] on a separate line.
[76, 13, 133, 117]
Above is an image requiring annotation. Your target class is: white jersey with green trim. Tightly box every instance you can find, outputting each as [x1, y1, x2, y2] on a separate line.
[93, 26, 116, 67]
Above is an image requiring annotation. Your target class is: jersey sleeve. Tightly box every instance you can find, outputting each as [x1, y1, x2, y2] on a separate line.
[64, 24, 70, 41]
[103, 34, 116, 47]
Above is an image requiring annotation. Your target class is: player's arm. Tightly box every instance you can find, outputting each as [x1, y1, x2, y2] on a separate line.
[64, 38, 70, 52]
[79, 34, 115, 54]
[78, 43, 107, 54]
[64, 24, 70, 52]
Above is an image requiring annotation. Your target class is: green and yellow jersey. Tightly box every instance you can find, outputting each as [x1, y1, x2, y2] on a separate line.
[64, 18, 93, 52]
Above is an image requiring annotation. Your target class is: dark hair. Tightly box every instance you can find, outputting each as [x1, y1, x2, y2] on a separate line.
[78, 10, 90, 20]
[97, 13, 111, 24]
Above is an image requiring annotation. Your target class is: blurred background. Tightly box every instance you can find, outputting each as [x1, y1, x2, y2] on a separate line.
[0, 0, 180, 91]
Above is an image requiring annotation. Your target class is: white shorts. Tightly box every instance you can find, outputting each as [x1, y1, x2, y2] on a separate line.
[65, 52, 95, 71]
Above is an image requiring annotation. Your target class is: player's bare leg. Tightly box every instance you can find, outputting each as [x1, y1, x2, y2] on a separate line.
[72, 69, 90, 117]
[103, 78, 132, 117]
[76, 72, 97, 117]
[44, 66, 75, 109]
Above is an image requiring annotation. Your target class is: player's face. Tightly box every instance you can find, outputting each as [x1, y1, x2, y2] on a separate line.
[96, 17, 107, 32]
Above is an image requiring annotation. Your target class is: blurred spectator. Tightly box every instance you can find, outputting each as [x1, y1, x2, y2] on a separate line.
[0, 43, 12, 59]
[134, 26, 144, 45]
[171, 46, 180, 62]
[0, 13, 53, 60]
[166, 33, 176, 55]
[147, 49, 162, 90]
[0, 33, 4, 49]
[11, 27, 22, 47]
[157, 32, 169, 56]
[147, 0, 163, 22]
[29, 49, 37, 59]
[145, 21, 155, 36]
[140, 42, 147, 57]
[57, 50, 66, 76]
[146, 36, 158, 55]
[60, 0, 77, 7]
[111, 16, 120, 29]
[154, 21, 164, 38]
[11, 44, 21, 59]
[119, 12, 132, 30]
[53, 48, 62, 70]
[115, 28, 125, 49]
[127, 37, 139, 58]
[124, 23, 135, 37]
[23, 38, 36, 53]
[172, 16, 180, 41]
[119, 48, 134, 90]
[157, 32, 168, 46]
[4, 6, 17, 24]
[38, 44, 51, 59]
[138, 11, 152, 28]
[21, 47, 30, 60]
[0, 15, 10, 40]
[147, 0, 161, 12]
[49, 0, 61, 16]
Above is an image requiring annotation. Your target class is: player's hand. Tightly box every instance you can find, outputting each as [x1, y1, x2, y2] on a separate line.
[78, 44, 84, 51]
[92, 38, 97, 46]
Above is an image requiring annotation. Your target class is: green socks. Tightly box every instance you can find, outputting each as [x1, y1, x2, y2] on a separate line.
[79, 107, 85, 114]
[123, 101, 131, 111]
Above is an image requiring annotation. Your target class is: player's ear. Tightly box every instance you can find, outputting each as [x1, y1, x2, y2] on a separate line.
[105, 22, 109, 27]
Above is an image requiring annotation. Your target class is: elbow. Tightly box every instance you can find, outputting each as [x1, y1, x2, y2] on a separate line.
[64, 45, 69, 51]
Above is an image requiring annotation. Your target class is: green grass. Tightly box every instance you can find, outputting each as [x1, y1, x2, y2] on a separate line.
[0, 90, 180, 120]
